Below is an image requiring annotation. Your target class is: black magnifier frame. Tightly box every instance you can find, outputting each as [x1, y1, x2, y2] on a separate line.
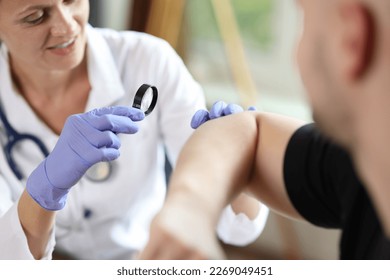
[132, 84, 158, 116]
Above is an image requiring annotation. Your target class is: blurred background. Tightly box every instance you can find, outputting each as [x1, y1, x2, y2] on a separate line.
[89, 0, 341, 259]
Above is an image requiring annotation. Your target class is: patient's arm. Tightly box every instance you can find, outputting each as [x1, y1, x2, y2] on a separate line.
[140, 112, 305, 259]
[230, 193, 260, 220]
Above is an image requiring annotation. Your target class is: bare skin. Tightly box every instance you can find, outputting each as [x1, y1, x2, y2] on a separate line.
[17, 191, 55, 259]
[140, 112, 305, 259]
[0, 0, 262, 259]
[140, 0, 390, 259]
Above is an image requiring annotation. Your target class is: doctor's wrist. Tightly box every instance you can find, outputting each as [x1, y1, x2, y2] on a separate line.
[26, 160, 69, 211]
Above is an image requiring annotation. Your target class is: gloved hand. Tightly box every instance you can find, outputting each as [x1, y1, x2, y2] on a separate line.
[191, 101, 256, 129]
[26, 106, 145, 211]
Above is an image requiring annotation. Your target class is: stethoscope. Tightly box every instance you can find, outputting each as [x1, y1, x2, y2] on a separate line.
[0, 84, 158, 182]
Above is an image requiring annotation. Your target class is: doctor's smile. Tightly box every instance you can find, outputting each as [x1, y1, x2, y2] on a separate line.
[47, 38, 77, 55]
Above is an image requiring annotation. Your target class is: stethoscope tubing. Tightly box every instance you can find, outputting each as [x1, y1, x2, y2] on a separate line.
[0, 103, 49, 180]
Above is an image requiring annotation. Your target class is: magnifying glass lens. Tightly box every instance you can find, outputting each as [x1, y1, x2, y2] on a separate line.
[140, 88, 153, 112]
[132, 84, 158, 116]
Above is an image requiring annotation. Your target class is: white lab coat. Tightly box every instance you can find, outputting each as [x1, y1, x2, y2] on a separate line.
[0, 26, 268, 260]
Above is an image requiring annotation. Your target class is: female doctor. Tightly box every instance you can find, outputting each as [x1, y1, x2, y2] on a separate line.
[0, 0, 269, 260]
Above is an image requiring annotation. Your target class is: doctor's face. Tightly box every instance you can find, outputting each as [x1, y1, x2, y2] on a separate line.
[0, 0, 89, 72]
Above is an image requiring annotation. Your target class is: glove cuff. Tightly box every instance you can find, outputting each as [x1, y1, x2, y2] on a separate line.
[26, 160, 69, 211]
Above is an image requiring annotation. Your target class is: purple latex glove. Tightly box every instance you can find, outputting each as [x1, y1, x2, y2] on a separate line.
[191, 101, 256, 129]
[26, 106, 145, 210]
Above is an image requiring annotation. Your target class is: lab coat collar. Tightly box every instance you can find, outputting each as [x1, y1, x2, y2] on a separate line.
[85, 25, 126, 111]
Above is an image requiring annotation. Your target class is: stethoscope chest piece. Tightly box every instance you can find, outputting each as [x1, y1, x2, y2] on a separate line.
[85, 161, 112, 182]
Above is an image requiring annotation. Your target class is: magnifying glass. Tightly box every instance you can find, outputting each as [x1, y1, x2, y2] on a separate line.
[84, 84, 158, 183]
[132, 84, 158, 116]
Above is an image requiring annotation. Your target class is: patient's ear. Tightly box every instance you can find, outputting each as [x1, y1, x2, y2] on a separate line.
[339, 2, 375, 80]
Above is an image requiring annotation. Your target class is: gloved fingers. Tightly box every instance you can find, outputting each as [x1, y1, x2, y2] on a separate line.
[64, 118, 121, 162]
[190, 109, 210, 129]
[191, 102, 255, 130]
[209, 101, 227, 119]
[247, 106, 257, 111]
[89, 131, 121, 149]
[68, 116, 121, 149]
[81, 114, 141, 134]
[223, 103, 244, 115]
[89, 106, 145, 121]
[99, 147, 121, 162]
[192, 102, 246, 129]
[98, 115, 141, 134]
[102, 131, 120, 149]
[78, 145, 121, 164]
